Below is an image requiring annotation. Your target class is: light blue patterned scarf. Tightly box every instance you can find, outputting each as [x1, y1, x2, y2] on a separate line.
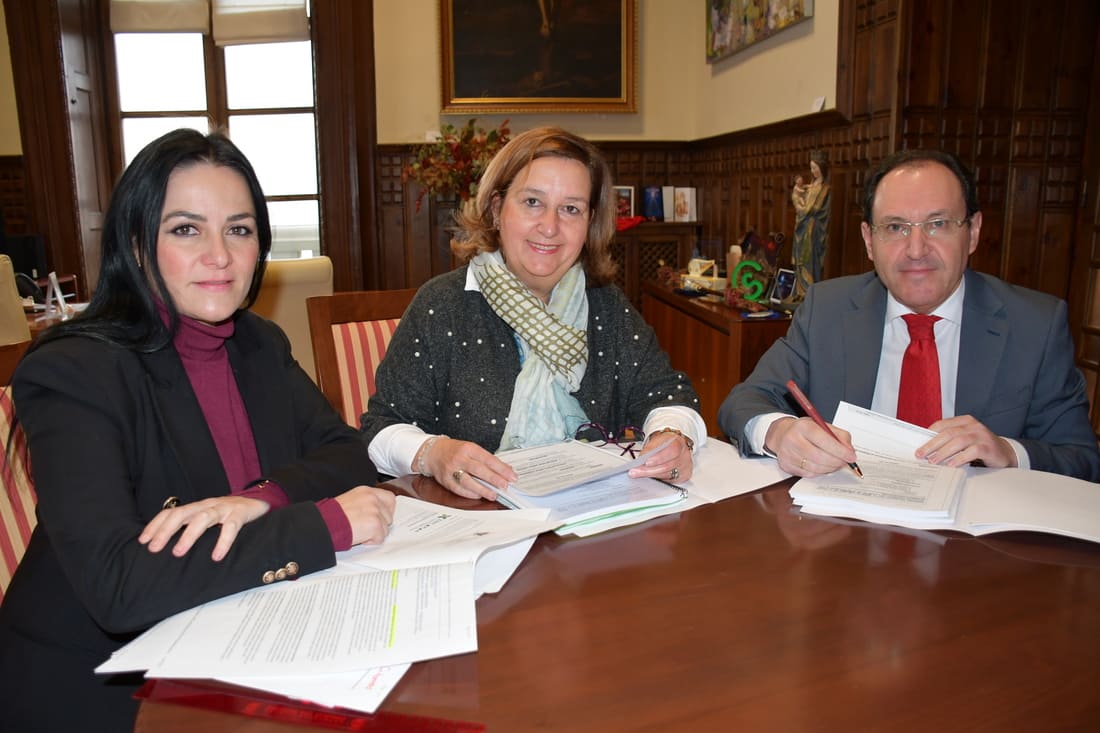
[470, 251, 589, 450]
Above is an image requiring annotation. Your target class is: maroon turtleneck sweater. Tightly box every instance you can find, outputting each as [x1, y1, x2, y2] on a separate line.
[172, 312, 352, 551]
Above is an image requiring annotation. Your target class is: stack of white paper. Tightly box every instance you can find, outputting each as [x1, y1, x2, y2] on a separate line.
[790, 402, 1100, 543]
[791, 452, 965, 525]
[98, 497, 556, 714]
[493, 438, 788, 537]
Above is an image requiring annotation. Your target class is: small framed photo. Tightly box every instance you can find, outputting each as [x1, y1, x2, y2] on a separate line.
[613, 185, 635, 218]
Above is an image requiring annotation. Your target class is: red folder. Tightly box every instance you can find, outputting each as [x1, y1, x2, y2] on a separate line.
[135, 678, 485, 732]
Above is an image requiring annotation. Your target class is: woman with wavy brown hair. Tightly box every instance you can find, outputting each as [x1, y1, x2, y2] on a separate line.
[362, 126, 705, 499]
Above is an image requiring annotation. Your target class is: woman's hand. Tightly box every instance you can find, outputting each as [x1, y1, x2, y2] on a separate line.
[334, 486, 397, 546]
[139, 496, 271, 562]
[629, 431, 694, 483]
[422, 437, 517, 501]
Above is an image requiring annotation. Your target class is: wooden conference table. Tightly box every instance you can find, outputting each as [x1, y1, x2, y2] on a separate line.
[134, 472, 1100, 732]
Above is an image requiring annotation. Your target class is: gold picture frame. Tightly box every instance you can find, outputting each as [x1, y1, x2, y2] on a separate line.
[440, 0, 637, 114]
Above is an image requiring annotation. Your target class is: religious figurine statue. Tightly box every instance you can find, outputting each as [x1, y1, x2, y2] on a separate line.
[789, 150, 831, 301]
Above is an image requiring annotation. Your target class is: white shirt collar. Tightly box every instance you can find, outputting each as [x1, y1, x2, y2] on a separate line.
[464, 264, 481, 292]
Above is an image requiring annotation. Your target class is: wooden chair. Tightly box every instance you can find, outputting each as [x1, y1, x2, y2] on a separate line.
[0, 234, 31, 379]
[251, 256, 334, 383]
[0, 384, 35, 603]
[0, 341, 30, 385]
[307, 289, 418, 427]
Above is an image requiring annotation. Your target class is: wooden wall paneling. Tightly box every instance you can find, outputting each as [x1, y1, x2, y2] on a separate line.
[942, 113, 978, 163]
[969, 161, 1006, 279]
[851, 14, 872, 120]
[0, 156, 28, 235]
[974, 116, 1012, 174]
[402, 194, 434, 289]
[943, 0, 983, 108]
[898, 111, 940, 153]
[1016, 1, 1062, 114]
[1037, 210, 1075, 299]
[374, 146, 417, 289]
[388, 159, 419, 288]
[902, 0, 947, 110]
[431, 199, 459, 281]
[973, 119, 1011, 280]
[1004, 165, 1042, 288]
[1074, 32, 1100, 432]
[981, 0, 1021, 111]
[1053, 3, 1096, 113]
[1068, 18, 1100, 396]
[869, 13, 900, 123]
[838, 168, 869, 276]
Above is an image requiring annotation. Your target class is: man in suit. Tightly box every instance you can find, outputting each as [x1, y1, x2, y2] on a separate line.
[719, 149, 1100, 481]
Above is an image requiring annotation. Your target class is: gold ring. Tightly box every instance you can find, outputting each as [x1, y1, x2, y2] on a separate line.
[452, 469, 465, 483]
[669, 467, 680, 481]
[799, 457, 807, 470]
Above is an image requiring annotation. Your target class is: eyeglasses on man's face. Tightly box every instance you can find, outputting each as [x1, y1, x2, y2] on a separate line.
[869, 217, 970, 242]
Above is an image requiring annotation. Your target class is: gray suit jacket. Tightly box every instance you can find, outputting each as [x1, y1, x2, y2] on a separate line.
[718, 270, 1100, 481]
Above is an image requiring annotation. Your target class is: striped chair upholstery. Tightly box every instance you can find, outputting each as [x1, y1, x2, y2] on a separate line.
[330, 318, 401, 427]
[0, 385, 36, 602]
[307, 289, 419, 428]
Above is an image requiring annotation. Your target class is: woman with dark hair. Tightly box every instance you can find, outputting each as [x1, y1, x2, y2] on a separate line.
[362, 126, 705, 500]
[0, 129, 395, 732]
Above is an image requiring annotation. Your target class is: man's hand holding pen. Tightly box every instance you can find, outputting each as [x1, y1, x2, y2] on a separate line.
[765, 416, 859, 477]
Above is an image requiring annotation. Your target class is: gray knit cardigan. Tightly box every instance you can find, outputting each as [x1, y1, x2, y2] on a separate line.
[360, 267, 701, 453]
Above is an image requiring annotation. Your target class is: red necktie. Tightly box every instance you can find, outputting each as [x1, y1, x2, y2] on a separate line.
[897, 314, 942, 428]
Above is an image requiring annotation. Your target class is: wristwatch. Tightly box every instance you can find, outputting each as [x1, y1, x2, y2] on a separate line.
[648, 427, 694, 451]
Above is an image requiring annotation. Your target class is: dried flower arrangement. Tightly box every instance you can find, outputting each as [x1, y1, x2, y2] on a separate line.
[402, 118, 511, 212]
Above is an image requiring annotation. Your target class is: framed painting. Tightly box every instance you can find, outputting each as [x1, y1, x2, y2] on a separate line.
[706, 0, 814, 64]
[441, 0, 636, 113]
[613, 185, 634, 217]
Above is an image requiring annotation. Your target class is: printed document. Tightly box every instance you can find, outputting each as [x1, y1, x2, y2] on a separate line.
[790, 402, 1100, 543]
[790, 402, 965, 523]
[500, 439, 669, 496]
[566, 438, 788, 537]
[130, 562, 477, 678]
[496, 469, 685, 533]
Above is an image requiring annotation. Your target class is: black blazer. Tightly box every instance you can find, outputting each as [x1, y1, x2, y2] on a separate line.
[0, 311, 377, 732]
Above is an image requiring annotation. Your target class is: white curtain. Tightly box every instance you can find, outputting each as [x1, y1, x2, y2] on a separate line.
[212, 1, 309, 46]
[110, 0, 209, 33]
[109, 0, 308, 45]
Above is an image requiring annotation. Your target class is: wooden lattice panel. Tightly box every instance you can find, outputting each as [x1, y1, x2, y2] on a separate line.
[377, 150, 406, 206]
[638, 241, 678, 282]
[610, 242, 627, 293]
